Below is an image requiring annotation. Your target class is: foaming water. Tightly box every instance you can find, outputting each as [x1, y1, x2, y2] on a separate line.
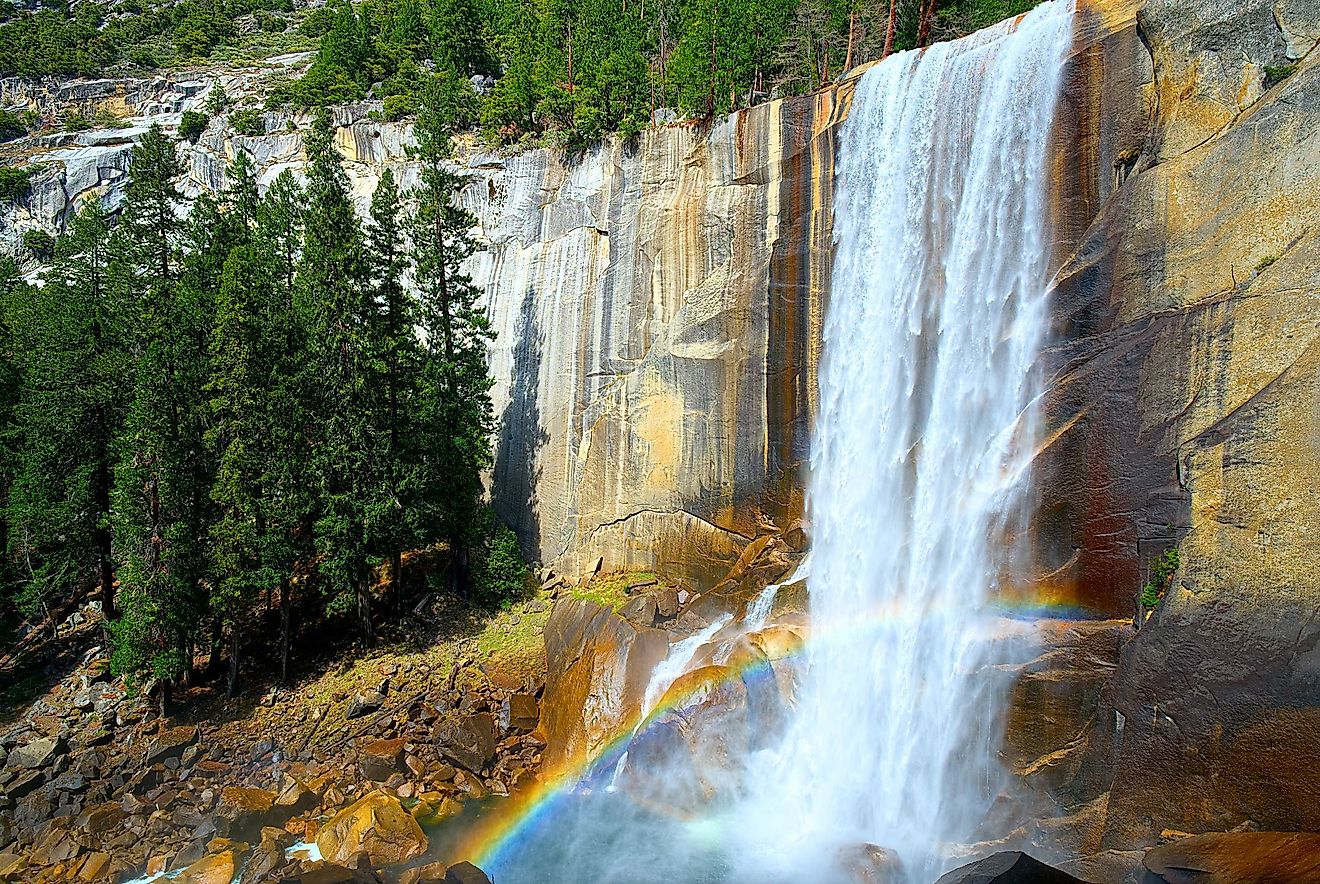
[451, 6, 1074, 881]
[736, 3, 1072, 879]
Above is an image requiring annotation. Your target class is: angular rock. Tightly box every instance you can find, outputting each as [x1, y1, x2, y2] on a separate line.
[359, 738, 406, 782]
[346, 692, 384, 720]
[933, 851, 1088, 884]
[618, 594, 658, 626]
[6, 736, 66, 770]
[77, 801, 125, 836]
[146, 726, 199, 765]
[444, 861, 492, 884]
[500, 694, 539, 734]
[175, 843, 249, 884]
[214, 785, 280, 841]
[431, 714, 496, 773]
[314, 791, 427, 867]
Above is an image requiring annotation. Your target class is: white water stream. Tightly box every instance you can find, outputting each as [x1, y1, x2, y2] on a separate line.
[737, 3, 1073, 879]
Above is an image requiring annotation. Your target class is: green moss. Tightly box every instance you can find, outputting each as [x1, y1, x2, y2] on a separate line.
[1263, 64, 1297, 90]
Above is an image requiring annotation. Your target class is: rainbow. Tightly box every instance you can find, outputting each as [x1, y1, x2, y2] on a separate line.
[451, 589, 1101, 873]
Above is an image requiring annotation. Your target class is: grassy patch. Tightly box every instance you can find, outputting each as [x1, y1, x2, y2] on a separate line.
[568, 571, 661, 612]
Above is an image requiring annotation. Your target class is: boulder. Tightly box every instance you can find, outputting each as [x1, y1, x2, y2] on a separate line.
[398, 861, 449, 883]
[176, 843, 250, 884]
[359, 738, 406, 781]
[540, 597, 668, 777]
[836, 843, 904, 883]
[1141, 832, 1320, 883]
[501, 693, 539, 734]
[445, 861, 492, 884]
[618, 593, 658, 626]
[315, 791, 428, 867]
[431, 714, 496, 773]
[346, 692, 385, 720]
[76, 801, 125, 836]
[6, 736, 66, 770]
[933, 851, 1089, 884]
[145, 726, 198, 764]
[214, 786, 280, 841]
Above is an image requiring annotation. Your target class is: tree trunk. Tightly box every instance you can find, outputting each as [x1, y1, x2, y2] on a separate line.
[917, 0, 938, 48]
[357, 577, 374, 644]
[94, 440, 114, 618]
[392, 545, 403, 615]
[226, 627, 240, 697]
[279, 578, 293, 683]
[882, 0, 899, 59]
[844, 9, 858, 71]
[451, 538, 471, 600]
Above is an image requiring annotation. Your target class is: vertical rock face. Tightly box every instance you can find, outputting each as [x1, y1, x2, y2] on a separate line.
[469, 93, 846, 586]
[1034, 0, 1320, 853]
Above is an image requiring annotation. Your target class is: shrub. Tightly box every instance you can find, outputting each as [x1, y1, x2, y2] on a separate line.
[1263, 64, 1297, 90]
[206, 83, 229, 115]
[0, 108, 29, 141]
[228, 107, 265, 136]
[382, 93, 415, 121]
[22, 228, 54, 258]
[0, 166, 30, 202]
[1140, 547, 1181, 610]
[178, 109, 209, 143]
[298, 6, 336, 37]
[474, 520, 531, 608]
[1255, 254, 1278, 273]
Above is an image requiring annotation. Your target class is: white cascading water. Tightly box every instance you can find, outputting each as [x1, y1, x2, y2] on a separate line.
[738, 3, 1073, 880]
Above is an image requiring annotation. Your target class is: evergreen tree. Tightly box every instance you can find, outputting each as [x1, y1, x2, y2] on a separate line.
[298, 109, 376, 641]
[363, 168, 422, 613]
[5, 207, 123, 625]
[205, 153, 270, 695]
[410, 79, 495, 597]
[255, 169, 312, 682]
[110, 125, 209, 698]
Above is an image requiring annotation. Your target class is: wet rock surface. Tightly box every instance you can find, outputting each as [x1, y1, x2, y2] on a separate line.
[1140, 832, 1320, 884]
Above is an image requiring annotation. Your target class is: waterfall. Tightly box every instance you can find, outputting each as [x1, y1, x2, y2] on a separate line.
[739, 3, 1072, 879]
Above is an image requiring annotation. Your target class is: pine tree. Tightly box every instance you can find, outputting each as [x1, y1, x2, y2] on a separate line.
[255, 169, 312, 682]
[298, 109, 376, 641]
[363, 168, 423, 613]
[5, 207, 123, 626]
[205, 153, 270, 696]
[411, 79, 495, 597]
[110, 125, 209, 700]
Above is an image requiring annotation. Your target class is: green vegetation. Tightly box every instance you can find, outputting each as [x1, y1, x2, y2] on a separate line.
[0, 110, 506, 699]
[0, 0, 1044, 146]
[1256, 254, 1278, 273]
[20, 229, 55, 259]
[178, 109, 210, 143]
[572, 571, 663, 611]
[1263, 63, 1297, 90]
[0, 0, 297, 76]
[0, 108, 33, 142]
[227, 107, 266, 136]
[1140, 547, 1180, 611]
[0, 167, 30, 203]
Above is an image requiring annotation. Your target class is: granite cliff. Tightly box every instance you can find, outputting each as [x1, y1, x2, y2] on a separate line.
[0, 0, 1317, 874]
